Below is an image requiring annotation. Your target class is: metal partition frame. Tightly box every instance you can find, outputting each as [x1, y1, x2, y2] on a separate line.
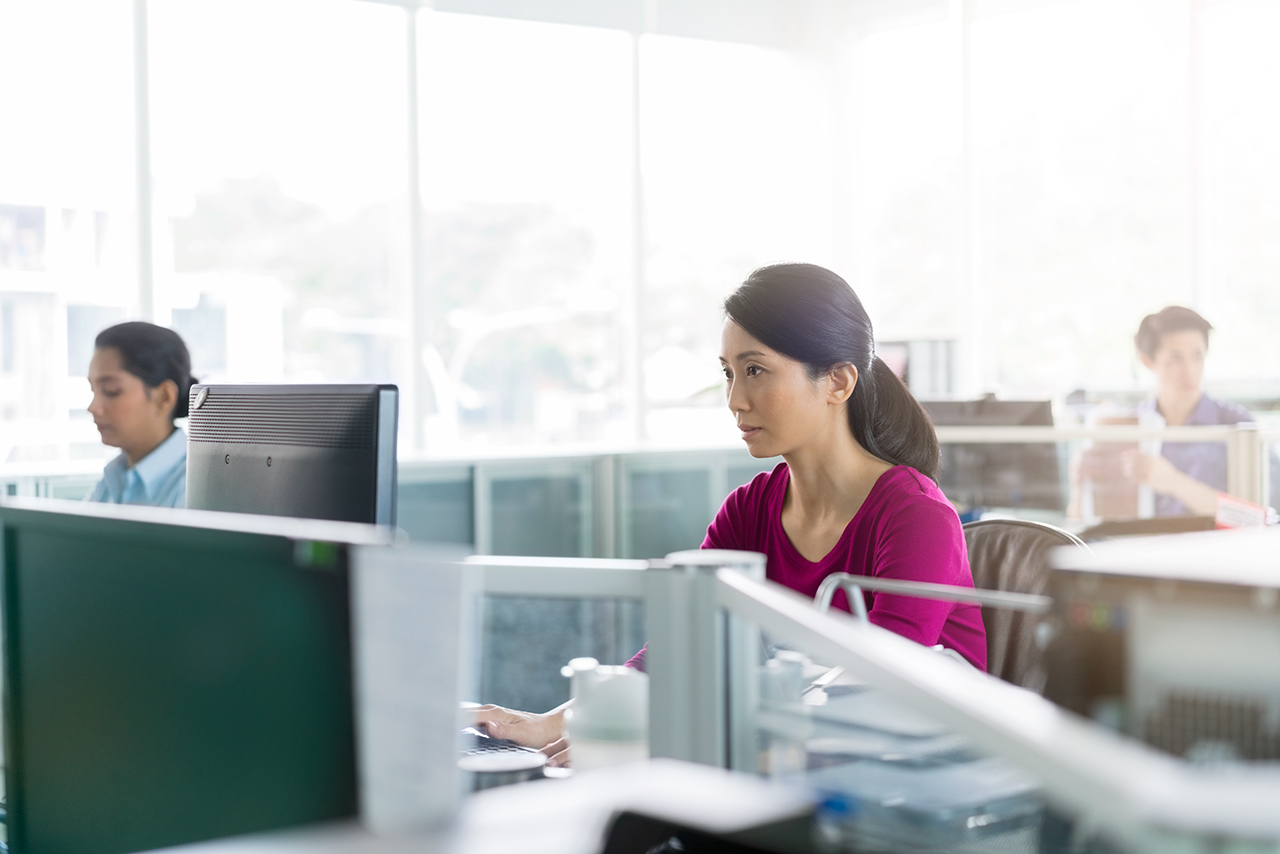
[1261, 428, 1280, 514]
[710, 568, 1280, 854]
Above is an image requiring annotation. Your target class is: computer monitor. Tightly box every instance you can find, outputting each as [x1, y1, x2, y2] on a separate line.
[0, 498, 390, 854]
[921, 398, 1063, 513]
[186, 383, 398, 526]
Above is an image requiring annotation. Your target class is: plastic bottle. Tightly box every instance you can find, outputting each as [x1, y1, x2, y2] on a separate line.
[560, 656, 648, 771]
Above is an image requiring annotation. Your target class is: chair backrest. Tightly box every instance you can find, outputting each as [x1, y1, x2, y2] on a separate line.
[963, 518, 1087, 693]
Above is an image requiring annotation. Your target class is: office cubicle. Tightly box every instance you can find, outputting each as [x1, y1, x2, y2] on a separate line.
[400, 450, 775, 712]
[5, 499, 1280, 852]
[466, 547, 1280, 854]
[0, 499, 392, 854]
[4, 423, 1275, 547]
[395, 424, 1274, 570]
[3, 426, 1274, 714]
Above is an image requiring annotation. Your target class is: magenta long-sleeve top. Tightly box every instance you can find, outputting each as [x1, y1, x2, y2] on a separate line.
[626, 463, 987, 671]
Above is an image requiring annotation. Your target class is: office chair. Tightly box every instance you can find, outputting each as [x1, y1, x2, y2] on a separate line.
[815, 519, 1088, 694]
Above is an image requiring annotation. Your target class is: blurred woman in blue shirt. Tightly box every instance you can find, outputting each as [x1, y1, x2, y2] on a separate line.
[86, 322, 197, 508]
[1125, 306, 1258, 517]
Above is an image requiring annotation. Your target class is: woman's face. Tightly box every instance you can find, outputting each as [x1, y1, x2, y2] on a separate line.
[1142, 329, 1206, 405]
[87, 347, 173, 454]
[720, 320, 846, 459]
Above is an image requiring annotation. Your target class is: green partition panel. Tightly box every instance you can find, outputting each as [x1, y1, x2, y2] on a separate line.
[1, 501, 371, 854]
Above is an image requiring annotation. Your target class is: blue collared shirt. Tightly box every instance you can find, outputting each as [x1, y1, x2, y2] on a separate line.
[87, 427, 188, 508]
[1137, 393, 1254, 517]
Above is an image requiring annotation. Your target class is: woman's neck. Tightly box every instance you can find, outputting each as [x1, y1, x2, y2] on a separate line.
[783, 429, 893, 523]
[123, 425, 175, 468]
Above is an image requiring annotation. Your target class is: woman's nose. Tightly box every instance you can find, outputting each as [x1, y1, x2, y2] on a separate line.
[726, 381, 746, 412]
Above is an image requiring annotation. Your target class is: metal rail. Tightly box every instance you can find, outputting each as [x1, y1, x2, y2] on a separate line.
[814, 571, 1053, 615]
[713, 568, 1280, 852]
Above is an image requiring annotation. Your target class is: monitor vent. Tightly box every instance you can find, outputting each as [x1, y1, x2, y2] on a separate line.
[188, 392, 378, 450]
[1143, 690, 1279, 761]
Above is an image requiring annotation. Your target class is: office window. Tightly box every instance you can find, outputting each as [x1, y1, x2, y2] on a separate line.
[640, 35, 835, 442]
[416, 12, 633, 451]
[150, 0, 408, 394]
[0, 0, 135, 463]
[1198, 1, 1280, 389]
[847, 21, 960, 366]
[971, 0, 1189, 396]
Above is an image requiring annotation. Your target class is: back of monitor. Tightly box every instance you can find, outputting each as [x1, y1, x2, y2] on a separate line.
[186, 383, 397, 526]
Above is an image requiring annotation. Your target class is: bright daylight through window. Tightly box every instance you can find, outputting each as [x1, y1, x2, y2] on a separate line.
[1, 0, 1278, 470]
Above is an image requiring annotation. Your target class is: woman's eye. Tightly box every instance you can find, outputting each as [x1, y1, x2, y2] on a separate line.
[721, 367, 733, 380]
[102, 389, 122, 398]
[745, 365, 762, 377]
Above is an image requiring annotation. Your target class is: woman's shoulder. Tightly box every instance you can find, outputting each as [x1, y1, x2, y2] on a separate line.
[874, 465, 948, 502]
[723, 461, 789, 512]
[704, 461, 787, 550]
[866, 466, 961, 526]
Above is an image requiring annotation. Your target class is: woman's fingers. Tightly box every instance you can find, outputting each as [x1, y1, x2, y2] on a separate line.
[541, 737, 571, 768]
[468, 706, 523, 740]
[468, 705, 562, 749]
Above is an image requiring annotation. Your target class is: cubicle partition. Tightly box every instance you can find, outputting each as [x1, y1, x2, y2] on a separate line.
[1264, 428, 1280, 520]
[464, 547, 1280, 854]
[4, 499, 1280, 853]
[392, 425, 1275, 555]
[0, 499, 392, 854]
[6, 427, 1273, 717]
[3, 423, 1275, 549]
[412, 450, 775, 712]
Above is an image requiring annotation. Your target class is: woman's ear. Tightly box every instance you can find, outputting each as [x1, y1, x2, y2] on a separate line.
[1138, 349, 1155, 371]
[149, 379, 179, 419]
[827, 364, 858, 404]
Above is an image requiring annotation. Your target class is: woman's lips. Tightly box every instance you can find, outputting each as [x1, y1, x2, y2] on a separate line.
[739, 425, 762, 439]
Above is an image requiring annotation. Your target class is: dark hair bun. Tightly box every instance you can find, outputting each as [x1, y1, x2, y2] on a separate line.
[173, 374, 199, 419]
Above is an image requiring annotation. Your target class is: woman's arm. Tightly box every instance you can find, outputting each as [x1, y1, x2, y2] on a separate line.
[861, 498, 972, 649]
[1123, 450, 1220, 516]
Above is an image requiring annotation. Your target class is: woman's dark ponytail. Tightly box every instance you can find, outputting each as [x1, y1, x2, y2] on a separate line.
[172, 372, 198, 419]
[94, 321, 197, 422]
[724, 263, 940, 479]
[857, 354, 940, 479]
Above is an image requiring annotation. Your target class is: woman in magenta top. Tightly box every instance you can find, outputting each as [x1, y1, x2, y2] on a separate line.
[703, 464, 985, 668]
[628, 262, 985, 670]
[474, 262, 987, 758]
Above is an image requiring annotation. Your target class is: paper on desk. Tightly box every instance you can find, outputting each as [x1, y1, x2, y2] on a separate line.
[351, 544, 476, 834]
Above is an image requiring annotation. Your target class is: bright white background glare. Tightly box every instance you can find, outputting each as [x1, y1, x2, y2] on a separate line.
[1, 0, 1278, 467]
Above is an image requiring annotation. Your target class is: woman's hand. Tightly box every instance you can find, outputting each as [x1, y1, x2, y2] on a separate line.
[540, 736, 571, 768]
[469, 702, 568, 750]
